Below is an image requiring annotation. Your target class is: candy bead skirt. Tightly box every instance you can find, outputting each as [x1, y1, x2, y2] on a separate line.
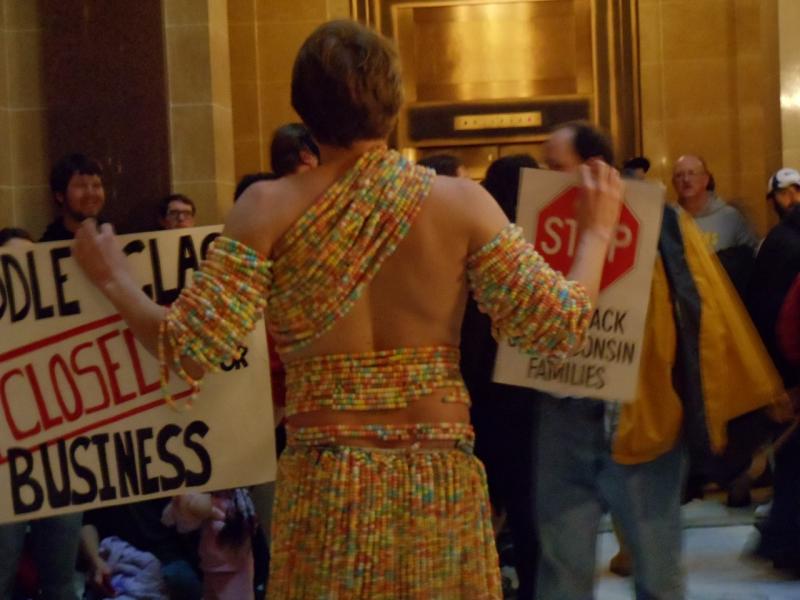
[267, 442, 502, 599]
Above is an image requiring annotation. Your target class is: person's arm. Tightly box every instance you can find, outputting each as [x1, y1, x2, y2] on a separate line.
[465, 160, 621, 307]
[79, 524, 115, 597]
[74, 224, 168, 359]
[463, 161, 622, 356]
[74, 186, 277, 387]
[567, 161, 625, 303]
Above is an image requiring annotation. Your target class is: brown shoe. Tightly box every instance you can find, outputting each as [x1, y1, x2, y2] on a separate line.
[609, 549, 632, 577]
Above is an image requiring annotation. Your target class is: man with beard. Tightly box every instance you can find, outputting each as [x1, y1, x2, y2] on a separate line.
[747, 168, 800, 574]
[41, 153, 107, 241]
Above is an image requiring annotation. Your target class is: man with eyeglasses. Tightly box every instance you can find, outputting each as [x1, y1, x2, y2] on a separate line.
[672, 154, 758, 252]
[158, 193, 197, 230]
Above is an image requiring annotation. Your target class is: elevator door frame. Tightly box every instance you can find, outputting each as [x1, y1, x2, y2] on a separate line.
[352, 0, 642, 165]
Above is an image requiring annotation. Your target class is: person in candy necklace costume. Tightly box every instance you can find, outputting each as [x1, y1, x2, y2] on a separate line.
[73, 20, 622, 599]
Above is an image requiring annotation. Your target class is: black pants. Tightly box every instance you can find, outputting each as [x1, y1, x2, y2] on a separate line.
[472, 391, 539, 600]
[758, 427, 800, 569]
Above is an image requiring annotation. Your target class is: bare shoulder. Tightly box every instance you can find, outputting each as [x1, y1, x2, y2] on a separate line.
[222, 178, 301, 257]
[427, 175, 510, 254]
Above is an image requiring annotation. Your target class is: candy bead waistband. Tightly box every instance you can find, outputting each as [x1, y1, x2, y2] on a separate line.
[286, 422, 474, 446]
[284, 345, 469, 416]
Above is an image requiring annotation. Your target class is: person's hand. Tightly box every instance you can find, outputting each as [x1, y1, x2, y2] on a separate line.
[179, 492, 216, 520]
[211, 505, 226, 521]
[74, 220, 134, 293]
[88, 557, 115, 597]
[576, 159, 624, 242]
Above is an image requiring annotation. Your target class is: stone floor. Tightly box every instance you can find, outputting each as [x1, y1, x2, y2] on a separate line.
[596, 523, 800, 600]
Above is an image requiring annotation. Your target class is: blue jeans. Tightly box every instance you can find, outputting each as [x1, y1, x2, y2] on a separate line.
[536, 398, 685, 600]
[0, 513, 82, 600]
[161, 559, 203, 600]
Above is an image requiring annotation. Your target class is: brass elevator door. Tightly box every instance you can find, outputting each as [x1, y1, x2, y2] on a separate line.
[395, 1, 594, 105]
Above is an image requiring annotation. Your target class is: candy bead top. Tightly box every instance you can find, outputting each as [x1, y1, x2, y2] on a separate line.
[156, 150, 591, 417]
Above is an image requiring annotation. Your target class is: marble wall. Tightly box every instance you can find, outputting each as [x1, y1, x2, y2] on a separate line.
[227, 0, 350, 180]
[164, 0, 236, 224]
[2, 0, 798, 234]
[778, 0, 800, 170]
[0, 2, 50, 236]
[638, 0, 782, 235]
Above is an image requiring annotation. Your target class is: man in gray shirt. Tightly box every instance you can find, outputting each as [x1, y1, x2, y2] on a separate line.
[672, 154, 758, 251]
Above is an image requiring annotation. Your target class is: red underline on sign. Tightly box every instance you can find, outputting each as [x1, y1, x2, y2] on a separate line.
[0, 314, 124, 362]
[0, 387, 194, 465]
[0, 312, 195, 464]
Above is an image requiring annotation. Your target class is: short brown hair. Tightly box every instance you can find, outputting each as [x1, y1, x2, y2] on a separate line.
[291, 20, 403, 147]
[158, 193, 196, 218]
[554, 121, 615, 166]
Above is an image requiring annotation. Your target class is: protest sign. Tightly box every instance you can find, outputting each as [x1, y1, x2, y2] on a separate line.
[493, 169, 664, 402]
[0, 226, 275, 523]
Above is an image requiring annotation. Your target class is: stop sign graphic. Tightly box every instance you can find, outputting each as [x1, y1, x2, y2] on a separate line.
[534, 186, 639, 291]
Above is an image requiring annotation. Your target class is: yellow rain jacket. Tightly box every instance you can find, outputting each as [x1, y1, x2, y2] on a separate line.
[613, 207, 787, 470]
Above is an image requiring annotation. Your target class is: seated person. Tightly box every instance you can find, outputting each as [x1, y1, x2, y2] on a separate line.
[81, 499, 202, 600]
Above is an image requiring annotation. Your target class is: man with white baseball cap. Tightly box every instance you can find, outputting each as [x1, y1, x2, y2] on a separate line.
[748, 169, 800, 574]
[767, 167, 800, 219]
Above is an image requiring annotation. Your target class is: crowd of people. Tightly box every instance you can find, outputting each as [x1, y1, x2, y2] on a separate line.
[0, 18, 798, 600]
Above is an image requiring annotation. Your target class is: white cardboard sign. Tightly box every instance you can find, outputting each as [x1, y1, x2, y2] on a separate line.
[492, 169, 664, 403]
[0, 226, 275, 523]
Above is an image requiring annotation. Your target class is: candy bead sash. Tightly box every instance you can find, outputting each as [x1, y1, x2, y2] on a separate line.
[267, 148, 434, 355]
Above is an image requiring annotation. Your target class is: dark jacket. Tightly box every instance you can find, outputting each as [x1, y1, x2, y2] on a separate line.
[716, 244, 755, 298]
[747, 205, 800, 388]
[40, 217, 75, 242]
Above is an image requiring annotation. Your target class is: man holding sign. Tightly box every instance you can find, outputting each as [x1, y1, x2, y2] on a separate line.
[505, 123, 785, 600]
[0, 153, 110, 600]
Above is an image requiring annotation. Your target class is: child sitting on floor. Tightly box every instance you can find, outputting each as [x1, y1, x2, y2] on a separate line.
[162, 489, 256, 600]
